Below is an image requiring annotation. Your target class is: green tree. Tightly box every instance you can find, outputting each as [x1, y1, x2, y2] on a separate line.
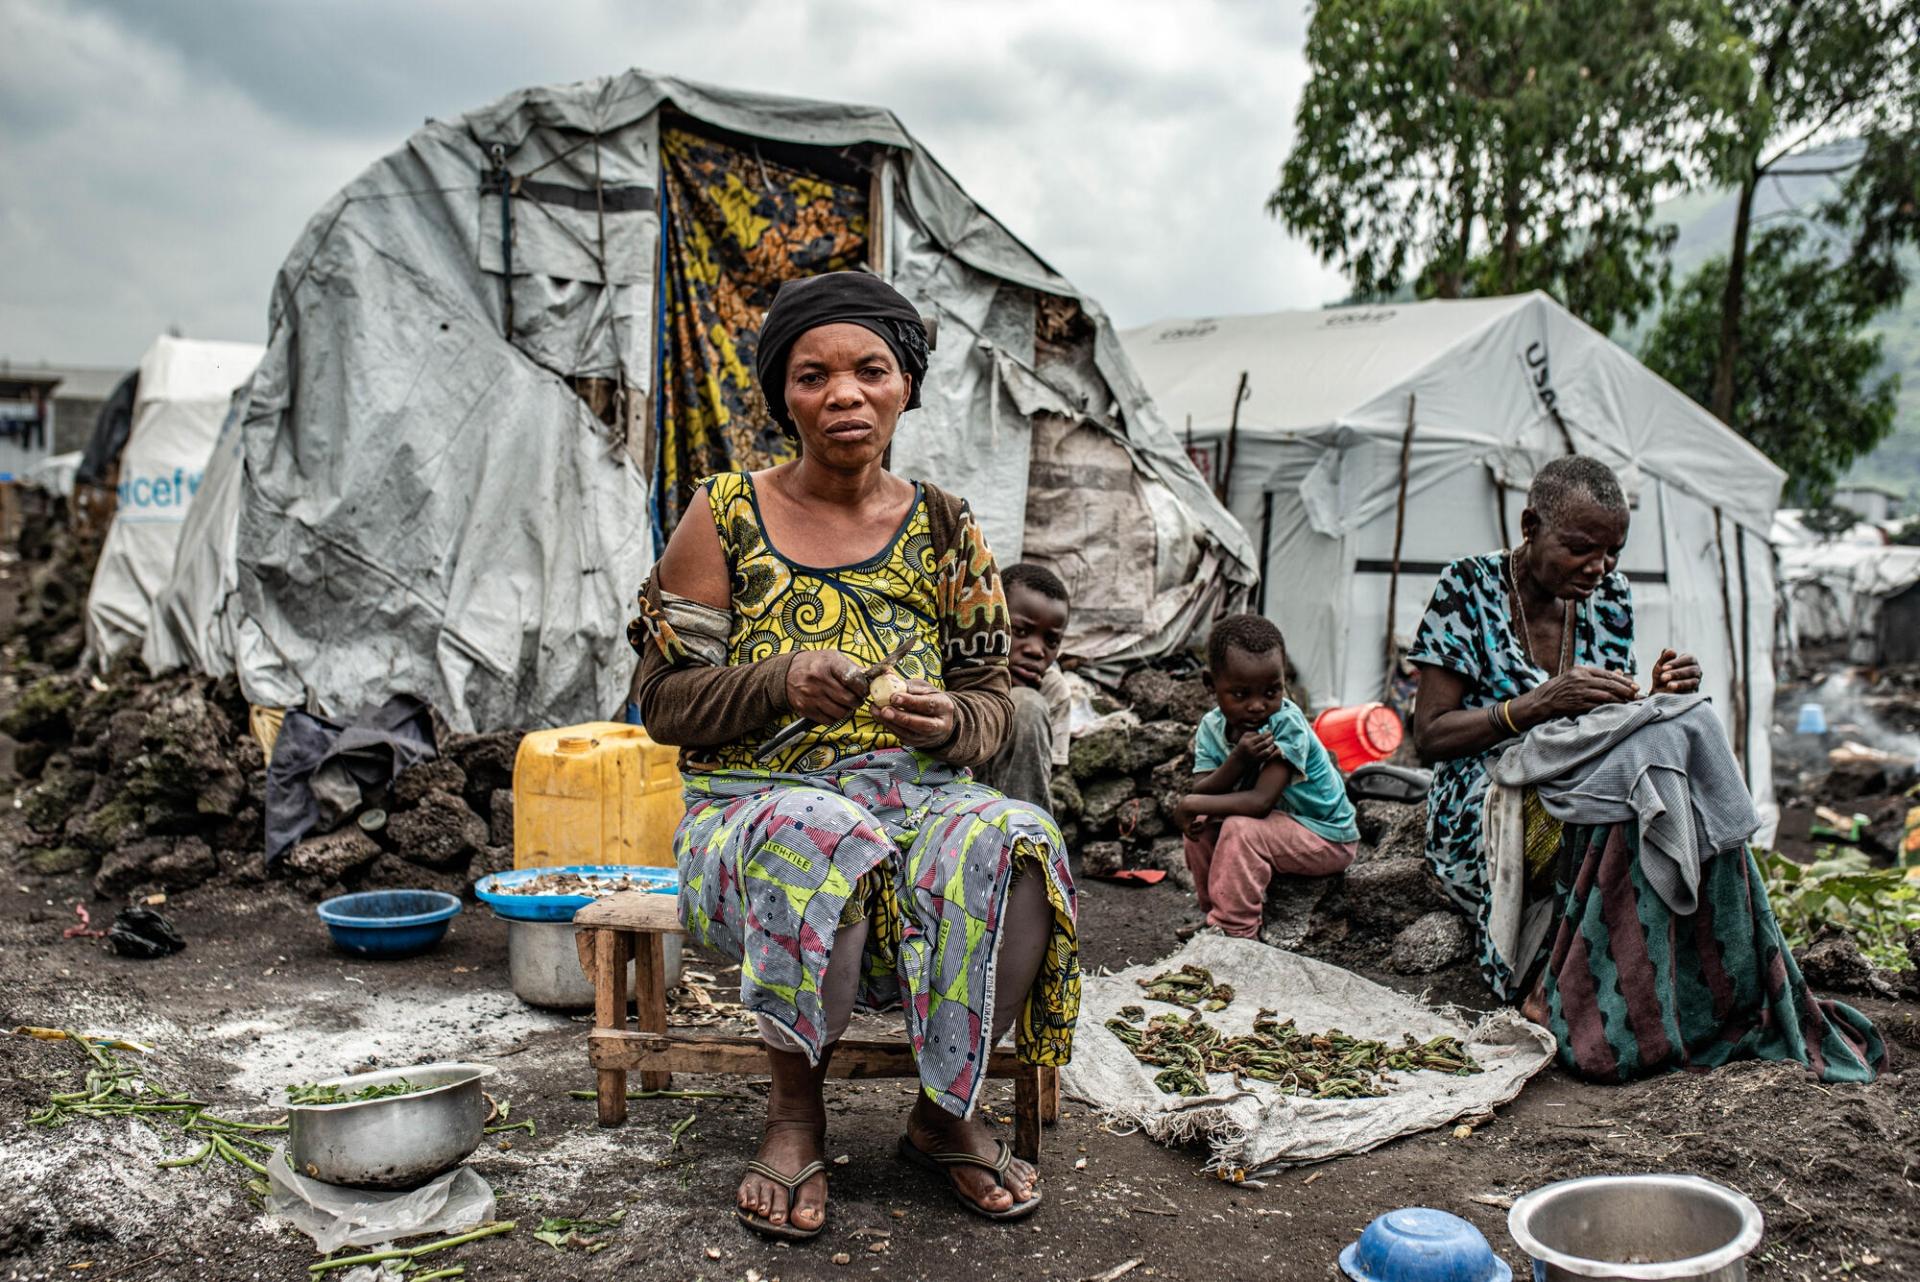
[1701, 1, 1919, 423]
[1643, 225, 1898, 499]
[1269, 0, 1749, 332]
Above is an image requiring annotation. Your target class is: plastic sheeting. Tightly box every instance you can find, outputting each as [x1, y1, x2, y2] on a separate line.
[265, 1147, 494, 1254]
[158, 70, 1246, 730]
[83, 336, 261, 665]
[1122, 294, 1785, 816]
[1063, 934, 1554, 1172]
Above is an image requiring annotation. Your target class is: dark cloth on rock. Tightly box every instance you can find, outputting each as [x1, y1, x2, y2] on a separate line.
[265, 694, 436, 862]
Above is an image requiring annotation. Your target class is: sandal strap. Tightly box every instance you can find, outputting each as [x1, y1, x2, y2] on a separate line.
[742, 1158, 829, 1193]
[927, 1140, 1013, 1178]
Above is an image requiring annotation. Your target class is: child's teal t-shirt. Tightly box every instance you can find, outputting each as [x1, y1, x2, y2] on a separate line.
[1191, 701, 1360, 843]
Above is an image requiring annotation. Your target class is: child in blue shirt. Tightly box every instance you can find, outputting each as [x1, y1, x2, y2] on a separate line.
[1172, 614, 1359, 938]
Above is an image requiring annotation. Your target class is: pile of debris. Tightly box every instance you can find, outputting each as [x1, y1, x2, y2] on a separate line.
[3, 667, 518, 904]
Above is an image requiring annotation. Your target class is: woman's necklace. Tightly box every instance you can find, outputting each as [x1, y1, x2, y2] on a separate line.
[1508, 545, 1575, 676]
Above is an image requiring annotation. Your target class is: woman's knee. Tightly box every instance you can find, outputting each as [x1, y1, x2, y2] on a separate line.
[741, 788, 883, 870]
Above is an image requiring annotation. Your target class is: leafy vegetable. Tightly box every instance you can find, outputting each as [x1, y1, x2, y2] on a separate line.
[1760, 846, 1920, 972]
[288, 1078, 431, 1105]
[532, 1210, 625, 1252]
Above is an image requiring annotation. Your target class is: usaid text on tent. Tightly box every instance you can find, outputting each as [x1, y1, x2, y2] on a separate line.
[117, 467, 203, 513]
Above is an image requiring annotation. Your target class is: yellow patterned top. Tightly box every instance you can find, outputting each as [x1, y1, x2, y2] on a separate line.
[706, 471, 944, 773]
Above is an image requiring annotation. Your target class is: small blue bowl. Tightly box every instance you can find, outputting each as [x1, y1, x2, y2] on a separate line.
[317, 890, 462, 958]
[1339, 1207, 1512, 1282]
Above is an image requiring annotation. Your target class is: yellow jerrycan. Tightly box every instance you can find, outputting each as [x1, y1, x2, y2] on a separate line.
[512, 722, 684, 869]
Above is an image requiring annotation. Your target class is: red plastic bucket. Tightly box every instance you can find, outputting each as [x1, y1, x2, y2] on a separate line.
[1312, 702, 1404, 773]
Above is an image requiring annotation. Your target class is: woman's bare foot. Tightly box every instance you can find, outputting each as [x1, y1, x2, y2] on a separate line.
[1519, 977, 1551, 1027]
[904, 1093, 1038, 1214]
[738, 1048, 830, 1233]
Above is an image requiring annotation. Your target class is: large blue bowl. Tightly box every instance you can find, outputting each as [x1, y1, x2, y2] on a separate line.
[317, 890, 462, 958]
[474, 864, 677, 922]
[1339, 1207, 1512, 1282]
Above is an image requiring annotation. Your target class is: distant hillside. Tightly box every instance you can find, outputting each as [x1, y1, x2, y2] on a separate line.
[1643, 140, 1920, 510]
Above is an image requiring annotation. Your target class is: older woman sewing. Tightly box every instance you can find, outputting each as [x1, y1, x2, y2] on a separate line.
[631, 272, 1076, 1239]
[1409, 456, 1881, 1083]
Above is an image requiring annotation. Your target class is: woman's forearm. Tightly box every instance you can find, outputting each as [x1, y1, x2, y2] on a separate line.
[1415, 696, 1544, 764]
[635, 650, 795, 748]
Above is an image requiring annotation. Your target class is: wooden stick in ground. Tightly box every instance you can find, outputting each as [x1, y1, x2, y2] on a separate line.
[1013, 1065, 1042, 1164]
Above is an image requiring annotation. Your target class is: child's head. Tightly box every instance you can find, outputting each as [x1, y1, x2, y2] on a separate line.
[1205, 613, 1288, 732]
[1002, 562, 1071, 689]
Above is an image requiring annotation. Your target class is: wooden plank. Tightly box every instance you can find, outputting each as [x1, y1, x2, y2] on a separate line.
[593, 930, 632, 1127]
[1013, 1065, 1042, 1164]
[1039, 1065, 1061, 1125]
[589, 1029, 1026, 1079]
[633, 931, 671, 1093]
[575, 890, 687, 934]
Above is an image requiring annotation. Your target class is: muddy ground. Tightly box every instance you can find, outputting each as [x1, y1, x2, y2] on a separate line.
[2, 865, 1917, 1282]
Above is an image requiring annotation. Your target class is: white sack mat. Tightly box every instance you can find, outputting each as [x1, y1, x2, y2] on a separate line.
[1061, 933, 1554, 1172]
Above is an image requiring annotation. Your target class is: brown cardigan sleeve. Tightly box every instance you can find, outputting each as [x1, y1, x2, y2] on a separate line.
[628, 570, 795, 749]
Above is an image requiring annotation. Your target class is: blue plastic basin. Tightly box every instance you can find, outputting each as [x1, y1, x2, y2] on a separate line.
[316, 890, 462, 958]
[1339, 1207, 1511, 1282]
[474, 864, 677, 922]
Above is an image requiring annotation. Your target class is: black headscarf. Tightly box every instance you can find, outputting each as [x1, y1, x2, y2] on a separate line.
[755, 272, 930, 435]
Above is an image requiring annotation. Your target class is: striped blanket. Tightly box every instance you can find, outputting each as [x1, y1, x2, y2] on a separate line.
[1538, 821, 1885, 1084]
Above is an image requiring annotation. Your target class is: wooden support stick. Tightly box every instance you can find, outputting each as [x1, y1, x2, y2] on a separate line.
[633, 930, 671, 1093]
[1013, 1065, 1043, 1164]
[593, 929, 632, 1127]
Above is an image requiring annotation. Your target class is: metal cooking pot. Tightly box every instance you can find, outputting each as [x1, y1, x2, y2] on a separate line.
[286, 1062, 492, 1190]
[506, 917, 681, 1009]
[1508, 1174, 1764, 1281]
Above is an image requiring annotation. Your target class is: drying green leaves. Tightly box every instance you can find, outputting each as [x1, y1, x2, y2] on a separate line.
[1138, 965, 1235, 1011]
[532, 1210, 626, 1252]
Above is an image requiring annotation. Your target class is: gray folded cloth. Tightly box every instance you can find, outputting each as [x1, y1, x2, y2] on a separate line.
[1489, 693, 1759, 914]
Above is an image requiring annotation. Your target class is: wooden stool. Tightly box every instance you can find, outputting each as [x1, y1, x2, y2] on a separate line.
[573, 890, 1060, 1162]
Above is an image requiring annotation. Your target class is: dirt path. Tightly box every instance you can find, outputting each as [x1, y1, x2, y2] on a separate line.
[2, 871, 1917, 1281]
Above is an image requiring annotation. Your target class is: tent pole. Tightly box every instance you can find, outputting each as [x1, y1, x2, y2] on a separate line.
[1736, 525, 1755, 793]
[1217, 372, 1248, 505]
[1495, 477, 1512, 549]
[1383, 394, 1417, 693]
[1257, 490, 1273, 617]
[1712, 507, 1746, 773]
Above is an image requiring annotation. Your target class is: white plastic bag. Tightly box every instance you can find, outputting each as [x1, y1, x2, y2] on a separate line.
[264, 1147, 494, 1254]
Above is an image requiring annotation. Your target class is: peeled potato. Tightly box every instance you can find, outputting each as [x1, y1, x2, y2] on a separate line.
[868, 667, 910, 708]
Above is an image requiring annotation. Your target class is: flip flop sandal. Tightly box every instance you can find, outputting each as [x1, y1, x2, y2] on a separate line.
[735, 1158, 829, 1241]
[896, 1135, 1043, 1221]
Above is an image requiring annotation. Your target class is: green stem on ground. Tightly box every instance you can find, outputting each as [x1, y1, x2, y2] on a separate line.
[308, 1222, 515, 1274]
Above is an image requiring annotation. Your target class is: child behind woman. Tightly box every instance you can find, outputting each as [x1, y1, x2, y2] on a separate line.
[1173, 614, 1359, 938]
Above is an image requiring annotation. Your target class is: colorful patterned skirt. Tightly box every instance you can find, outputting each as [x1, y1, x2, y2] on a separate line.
[1533, 822, 1884, 1084]
[673, 748, 1079, 1118]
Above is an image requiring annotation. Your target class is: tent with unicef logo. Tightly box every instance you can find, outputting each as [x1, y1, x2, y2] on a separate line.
[82, 335, 262, 664]
[1122, 293, 1784, 825]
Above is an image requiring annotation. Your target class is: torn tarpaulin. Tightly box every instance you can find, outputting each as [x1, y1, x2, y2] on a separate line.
[266, 695, 436, 863]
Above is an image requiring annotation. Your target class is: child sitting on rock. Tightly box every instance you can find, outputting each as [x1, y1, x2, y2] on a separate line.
[1173, 613, 1358, 938]
[978, 562, 1073, 808]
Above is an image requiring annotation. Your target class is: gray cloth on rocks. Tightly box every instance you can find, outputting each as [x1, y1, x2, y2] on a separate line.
[265, 694, 437, 863]
[976, 684, 1055, 809]
[1489, 693, 1759, 914]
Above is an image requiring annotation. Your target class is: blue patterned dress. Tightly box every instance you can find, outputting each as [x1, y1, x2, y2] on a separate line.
[1405, 552, 1634, 985]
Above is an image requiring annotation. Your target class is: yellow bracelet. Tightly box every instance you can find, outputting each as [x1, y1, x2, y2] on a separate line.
[1500, 700, 1520, 734]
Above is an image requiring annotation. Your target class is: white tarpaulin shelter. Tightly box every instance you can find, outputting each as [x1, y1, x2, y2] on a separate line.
[1063, 934, 1554, 1172]
[84, 336, 262, 665]
[1123, 294, 1785, 808]
[1771, 521, 1920, 663]
[154, 70, 1249, 732]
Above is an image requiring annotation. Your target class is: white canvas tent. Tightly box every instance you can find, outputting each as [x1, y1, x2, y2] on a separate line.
[151, 70, 1250, 733]
[84, 336, 262, 665]
[1122, 294, 1785, 809]
[1770, 515, 1920, 663]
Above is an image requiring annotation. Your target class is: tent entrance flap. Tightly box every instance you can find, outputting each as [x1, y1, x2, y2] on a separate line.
[655, 121, 874, 532]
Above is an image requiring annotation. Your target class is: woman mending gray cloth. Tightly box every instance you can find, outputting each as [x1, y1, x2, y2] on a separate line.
[1409, 455, 1882, 1084]
[630, 271, 1078, 1239]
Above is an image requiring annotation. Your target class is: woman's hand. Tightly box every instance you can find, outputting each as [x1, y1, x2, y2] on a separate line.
[875, 679, 957, 749]
[785, 651, 870, 722]
[1648, 648, 1702, 695]
[1516, 665, 1640, 723]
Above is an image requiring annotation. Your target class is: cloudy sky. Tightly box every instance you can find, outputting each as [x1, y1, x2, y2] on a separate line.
[0, 0, 1348, 368]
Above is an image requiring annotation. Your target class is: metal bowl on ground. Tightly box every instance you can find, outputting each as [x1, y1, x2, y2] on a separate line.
[286, 1062, 492, 1189]
[1340, 1207, 1511, 1282]
[1508, 1175, 1764, 1281]
[315, 890, 461, 958]
[505, 917, 683, 1008]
